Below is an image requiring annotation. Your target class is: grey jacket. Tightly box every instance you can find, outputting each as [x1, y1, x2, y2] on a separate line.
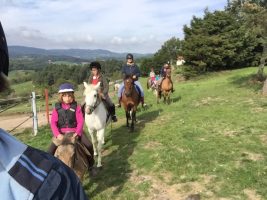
[0, 129, 88, 200]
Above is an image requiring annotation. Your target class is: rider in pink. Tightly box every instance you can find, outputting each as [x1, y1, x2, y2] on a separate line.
[149, 67, 156, 86]
[48, 83, 96, 176]
[50, 102, 84, 137]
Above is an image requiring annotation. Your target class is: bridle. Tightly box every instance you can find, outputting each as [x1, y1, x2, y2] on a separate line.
[85, 92, 101, 114]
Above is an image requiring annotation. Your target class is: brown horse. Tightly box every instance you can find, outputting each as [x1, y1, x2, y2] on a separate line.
[121, 75, 140, 132]
[52, 133, 91, 181]
[157, 69, 173, 104]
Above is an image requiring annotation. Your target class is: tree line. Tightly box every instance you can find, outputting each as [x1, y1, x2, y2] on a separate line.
[139, 0, 267, 79]
[32, 59, 123, 93]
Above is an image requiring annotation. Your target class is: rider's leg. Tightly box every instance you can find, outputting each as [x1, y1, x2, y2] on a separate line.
[105, 95, 117, 122]
[170, 78, 175, 93]
[47, 141, 57, 155]
[117, 82, 124, 107]
[80, 133, 95, 169]
[135, 81, 146, 107]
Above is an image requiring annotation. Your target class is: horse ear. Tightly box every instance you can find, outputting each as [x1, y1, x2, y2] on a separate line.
[52, 137, 61, 146]
[83, 82, 88, 89]
[94, 82, 101, 90]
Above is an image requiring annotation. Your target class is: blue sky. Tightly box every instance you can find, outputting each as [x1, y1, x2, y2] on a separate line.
[0, 0, 227, 53]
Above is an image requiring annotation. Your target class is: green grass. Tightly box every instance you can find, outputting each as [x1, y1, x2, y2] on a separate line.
[11, 81, 34, 96]
[15, 67, 267, 199]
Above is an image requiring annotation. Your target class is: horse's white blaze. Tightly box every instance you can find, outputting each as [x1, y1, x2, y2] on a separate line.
[83, 82, 110, 168]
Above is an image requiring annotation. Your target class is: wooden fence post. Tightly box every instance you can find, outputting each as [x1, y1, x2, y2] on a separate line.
[45, 89, 49, 124]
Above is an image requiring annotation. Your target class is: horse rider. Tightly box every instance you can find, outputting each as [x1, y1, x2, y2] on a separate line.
[0, 22, 88, 200]
[48, 83, 96, 177]
[117, 53, 147, 107]
[88, 61, 118, 122]
[149, 67, 156, 87]
[158, 63, 175, 94]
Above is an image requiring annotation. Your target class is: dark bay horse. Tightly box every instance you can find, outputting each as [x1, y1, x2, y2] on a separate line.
[121, 75, 141, 132]
[157, 69, 173, 104]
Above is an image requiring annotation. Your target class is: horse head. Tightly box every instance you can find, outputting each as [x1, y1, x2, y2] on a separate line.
[83, 82, 101, 114]
[123, 75, 134, 97]
[52, 133, 77, 168]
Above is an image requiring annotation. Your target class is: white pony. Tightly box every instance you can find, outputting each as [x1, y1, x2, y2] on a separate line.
[83, 82, 110, 168]
[114, 83, 120, 92]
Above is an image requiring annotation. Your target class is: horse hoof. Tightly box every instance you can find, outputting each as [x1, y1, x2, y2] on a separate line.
[97, 166, 103, 171]
[89, 167, 98, 177]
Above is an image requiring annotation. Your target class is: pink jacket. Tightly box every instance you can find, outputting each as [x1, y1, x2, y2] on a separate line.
[50, 103, 84, 137]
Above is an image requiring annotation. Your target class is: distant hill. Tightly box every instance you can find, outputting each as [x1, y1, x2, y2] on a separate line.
[8, 46, 152, 60]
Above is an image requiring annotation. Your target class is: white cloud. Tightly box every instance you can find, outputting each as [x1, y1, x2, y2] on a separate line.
[0, 0, 227, 53]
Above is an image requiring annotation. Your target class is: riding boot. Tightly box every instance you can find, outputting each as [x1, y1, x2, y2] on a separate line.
[110, 104, 118, 122]
[140, 97, 147, 107]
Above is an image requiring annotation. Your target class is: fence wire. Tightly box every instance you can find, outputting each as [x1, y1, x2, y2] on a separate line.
[8, 115, 33, 133]
[1, 97, 33, 133]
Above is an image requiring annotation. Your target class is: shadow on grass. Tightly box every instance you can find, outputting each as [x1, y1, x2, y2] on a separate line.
[156, 95, 181, 105]
[84, 109, 162, 198]
[229, 73, 263, 92]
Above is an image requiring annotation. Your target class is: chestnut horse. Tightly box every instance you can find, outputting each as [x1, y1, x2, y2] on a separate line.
[157, 69, 173, 104]
[121, 75, 141, 132]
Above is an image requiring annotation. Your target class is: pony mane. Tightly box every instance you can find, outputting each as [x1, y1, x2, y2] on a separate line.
[83, 84, 95, 96]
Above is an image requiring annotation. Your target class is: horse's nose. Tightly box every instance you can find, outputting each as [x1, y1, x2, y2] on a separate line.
[85, 106, 91, 114]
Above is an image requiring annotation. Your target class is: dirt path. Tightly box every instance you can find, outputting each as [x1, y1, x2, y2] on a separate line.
[0, 111, 50, 133]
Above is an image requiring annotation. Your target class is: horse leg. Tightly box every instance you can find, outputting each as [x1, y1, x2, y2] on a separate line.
[168, 92, 171, 104]
[126, 111, 130, 127]
[88, 129, 98, 156]
[130, 111, 136, 132]
[96, 129, 105, 168]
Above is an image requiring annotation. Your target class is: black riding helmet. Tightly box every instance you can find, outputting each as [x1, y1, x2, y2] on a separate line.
[90, 61, 101, 70]
[0, 22, 9, 76]
[126, 53, 133, 60]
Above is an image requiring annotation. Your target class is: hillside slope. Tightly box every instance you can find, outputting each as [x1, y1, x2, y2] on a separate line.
[16, 67, 267, 199]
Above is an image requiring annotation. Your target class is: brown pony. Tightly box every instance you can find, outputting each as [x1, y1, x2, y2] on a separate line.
[121, 75, 141, 132]
[157, 68, 173, 104]
[52, 133, 91, 181]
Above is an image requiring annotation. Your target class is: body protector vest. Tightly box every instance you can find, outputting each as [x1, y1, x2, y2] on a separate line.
[55, 102, 77, 129]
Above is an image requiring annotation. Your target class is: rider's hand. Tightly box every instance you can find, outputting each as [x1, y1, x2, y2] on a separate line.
[73, 133, 78, 138]
[57, 134, 64, 140]
[98, 92, 106, 99]
[132, 75, 136, 79]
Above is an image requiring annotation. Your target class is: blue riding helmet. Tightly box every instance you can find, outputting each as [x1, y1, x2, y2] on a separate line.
[58, 83, 75, 93]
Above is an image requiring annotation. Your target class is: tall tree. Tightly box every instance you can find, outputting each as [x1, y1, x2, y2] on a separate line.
[182, 9, 259, 72]
[154, 37, 182, 66]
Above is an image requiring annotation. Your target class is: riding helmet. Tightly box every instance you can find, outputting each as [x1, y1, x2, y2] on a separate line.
[126, 53, 133, 60]
[58, 83, 75, 93]
[90, 61, 101, 70]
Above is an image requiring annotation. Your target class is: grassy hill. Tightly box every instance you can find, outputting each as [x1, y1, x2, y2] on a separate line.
[16, 67, 267, 199]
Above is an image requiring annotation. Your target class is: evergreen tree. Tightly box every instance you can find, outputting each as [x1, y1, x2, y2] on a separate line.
[182, 10, 259, 72]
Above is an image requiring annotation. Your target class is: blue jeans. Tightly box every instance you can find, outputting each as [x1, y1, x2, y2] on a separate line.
[118, 81, 144, 98]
